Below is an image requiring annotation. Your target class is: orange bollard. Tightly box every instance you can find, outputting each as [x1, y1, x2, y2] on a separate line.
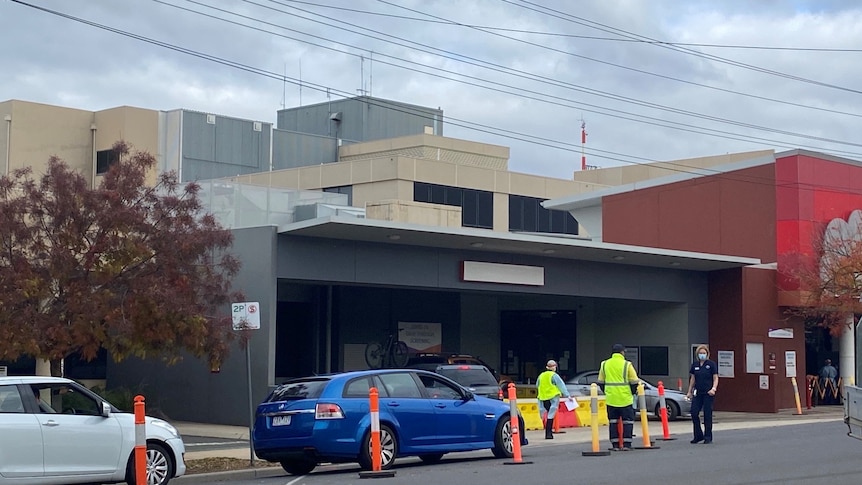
[677, 377, 683, 392]
[359, 388, 396, 479]
[791, 377, 803, 415]
[134, 395, 147, 485]
[503, 383, 532, 465]
[617, 418, 624, 449]
[656, 381, 676, 441]
[581, 383, 610, 456]
[634, 382, 659, 450]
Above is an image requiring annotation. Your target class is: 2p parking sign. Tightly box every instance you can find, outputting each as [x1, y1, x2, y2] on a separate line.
[232, 301, 261, 330]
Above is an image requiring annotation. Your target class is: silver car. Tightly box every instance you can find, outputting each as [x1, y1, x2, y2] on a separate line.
[0, 376, 186, 485]
[565, 370, 691, 420]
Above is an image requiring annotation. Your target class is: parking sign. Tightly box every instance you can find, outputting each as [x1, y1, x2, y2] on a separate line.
[231, 302, 261, 330]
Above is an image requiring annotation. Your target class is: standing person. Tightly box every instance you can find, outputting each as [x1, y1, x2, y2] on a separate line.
[536, 359, 573, 440]
[598, 343, 639, 451]
[819, 359, 838, 404]
[687, 344, 719, 444]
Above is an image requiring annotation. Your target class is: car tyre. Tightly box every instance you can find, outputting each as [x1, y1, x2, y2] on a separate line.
[359, 424, 397, 470]
[126, 442, 174, 485]
[491, 415, 514, 458]
[418, 453, 445, 464]
[280, 459, 316, 475]
[655, 400, 680, 421]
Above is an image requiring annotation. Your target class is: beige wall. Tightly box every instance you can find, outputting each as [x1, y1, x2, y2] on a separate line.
[94, 106, 161, 186]
[572, 150, 775, 186]
[340, 134, 510, 171]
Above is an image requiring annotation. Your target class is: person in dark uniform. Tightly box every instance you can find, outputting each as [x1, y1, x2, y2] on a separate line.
[686, 344, 719, 444]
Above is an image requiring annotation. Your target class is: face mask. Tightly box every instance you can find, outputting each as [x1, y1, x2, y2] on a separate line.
[698, 353, 707, 360]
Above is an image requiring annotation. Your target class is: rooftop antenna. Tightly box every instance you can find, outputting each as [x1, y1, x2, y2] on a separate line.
[358, 55, 366, 96]
[580, 117, 588, 171]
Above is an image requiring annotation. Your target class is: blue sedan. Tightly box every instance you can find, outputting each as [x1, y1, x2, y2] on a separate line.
[253, 369, 523, 475]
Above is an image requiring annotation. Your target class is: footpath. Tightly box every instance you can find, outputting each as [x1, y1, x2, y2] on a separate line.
[173, 405, 844, 483]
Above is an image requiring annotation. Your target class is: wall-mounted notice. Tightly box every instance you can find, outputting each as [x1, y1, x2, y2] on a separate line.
[759, 375, 769, 390]
[785, 351, 797, 378]
[717, 351, 734, 378]
[746, 342, 764, 374]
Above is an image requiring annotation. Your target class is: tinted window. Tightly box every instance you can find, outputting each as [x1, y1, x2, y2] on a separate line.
[417, 374, 462, 400]
[0, 385, 24, 413]
[439, 368, 497, 387]
[32, 384, 99, 415]
[267, 379, 329, 402]
[343, 377, 372, 398]
[378, 373, 422, 398]
[509, 194, 578, 235]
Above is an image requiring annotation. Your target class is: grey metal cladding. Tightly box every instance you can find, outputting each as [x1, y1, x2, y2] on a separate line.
[272, 130, 338, 169]
[276, 97, 443, 141]
[181, 111, 271, 182]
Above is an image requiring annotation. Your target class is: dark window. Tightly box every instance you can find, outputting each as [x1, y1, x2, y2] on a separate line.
[96, 149, 119, 175]
[267, 379, 329, 402]
[413, 182, 493, 229]
[378, 373, 422, 398]
[417, 374, 462, 400]
[343, 377, 372, 398]
[640, 346, 669, 376]
[323, 185, 353, 206]
[509, 194, 578, 236]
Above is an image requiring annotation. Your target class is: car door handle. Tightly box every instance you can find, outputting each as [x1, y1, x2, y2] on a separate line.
[42, 420, 59, 427]
[434, 404, 447, 409]
[386, 402, 400, 407]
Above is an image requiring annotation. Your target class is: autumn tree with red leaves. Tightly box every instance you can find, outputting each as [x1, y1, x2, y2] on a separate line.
[0, 142, 241, 376]
[786, 211, 862, 335]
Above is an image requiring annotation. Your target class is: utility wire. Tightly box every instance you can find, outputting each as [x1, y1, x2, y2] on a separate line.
[507, 0, 862, 95]
[9, 0, 862, 194]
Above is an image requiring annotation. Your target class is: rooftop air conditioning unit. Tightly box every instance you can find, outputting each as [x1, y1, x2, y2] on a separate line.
[253, 121, 262, 132]
[206, 114, 216, 124]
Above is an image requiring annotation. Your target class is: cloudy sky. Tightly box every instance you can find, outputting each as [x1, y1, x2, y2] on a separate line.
[3, 0, 862, 179]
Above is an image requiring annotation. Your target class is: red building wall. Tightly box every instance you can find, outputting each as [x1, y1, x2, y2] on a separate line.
[602, 164, 777, 263]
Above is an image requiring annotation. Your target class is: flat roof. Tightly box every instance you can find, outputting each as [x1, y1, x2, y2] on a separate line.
[279, 216, 760, 272]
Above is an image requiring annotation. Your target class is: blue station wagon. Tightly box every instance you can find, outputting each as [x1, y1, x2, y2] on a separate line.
[252, 369, 524, 475]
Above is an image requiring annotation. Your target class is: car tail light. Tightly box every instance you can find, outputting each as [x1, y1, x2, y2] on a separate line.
[458, 365, 470, 369]
[498, 388, 504, 400]
[315, 403, 344, 419]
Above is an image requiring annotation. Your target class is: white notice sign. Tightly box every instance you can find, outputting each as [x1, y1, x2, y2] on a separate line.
[785, 351, 797, 378]
[717, 351, 734, 378]
[231, 302, 261, 330]
[759, 375, 769, 390]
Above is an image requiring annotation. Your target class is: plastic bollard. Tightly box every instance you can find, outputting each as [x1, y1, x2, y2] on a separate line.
[581, 383, 610, 456]
[791, 377, 803, 415]
[358, 388, 396, 479]
[677, 377, 683, 392]
[634, 382, 658, 449]
[656, 381, 675, 441]
[134, 396, 146, 485]
[503, 383, 532, 465]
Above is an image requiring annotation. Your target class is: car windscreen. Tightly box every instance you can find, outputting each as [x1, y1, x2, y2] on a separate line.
[266, 379, 329, 402]
[438, 368, 497, 387]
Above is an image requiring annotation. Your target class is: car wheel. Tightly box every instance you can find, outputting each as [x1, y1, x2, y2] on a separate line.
[359, 424, 397, 470]
[418, 453, 445, 464]
[655, 401, 680, 421]
[280, 459, 316, 475]
[125, 442, 174, 485]
[492, 415, 514, 458]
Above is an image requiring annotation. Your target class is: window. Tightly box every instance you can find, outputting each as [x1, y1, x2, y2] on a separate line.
[0, 385, 24, 413]
[509, 194, 578, 235]
[31, 384, 100, 415]
[96, 149, 119, 175]
[378, 373, 422, 398]
[267, 379, 329, 402]
[417, 374, 462, 400]
[640, 346, 669, 375]
[323, 185, 353, 206]
[413, 182, 493, 229]
[343, 377, 372, 398]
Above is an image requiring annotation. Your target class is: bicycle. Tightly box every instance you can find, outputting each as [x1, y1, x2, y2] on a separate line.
[365, 332, 410, 369]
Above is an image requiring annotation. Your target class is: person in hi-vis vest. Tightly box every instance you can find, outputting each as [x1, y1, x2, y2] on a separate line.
[536, 360, 573, 439]
[598, 343, 640, 451]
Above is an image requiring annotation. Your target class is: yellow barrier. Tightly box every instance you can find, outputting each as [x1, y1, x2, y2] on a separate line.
[515, 387, 539, 400]
[516, 402, 545, 430]
[575, 399, 609, 426]
[508, 398, 610, 429]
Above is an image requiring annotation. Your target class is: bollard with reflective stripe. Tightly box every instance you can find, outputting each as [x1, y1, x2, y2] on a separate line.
[503, 383, 531, 465]
[656, 381, 675, 441]
[634, 382, 659, 449]
[359, 388, 395, 479]
[134, 395, 146, 485]
[791, 377, 803, 415]
[582, 383, 610, 456]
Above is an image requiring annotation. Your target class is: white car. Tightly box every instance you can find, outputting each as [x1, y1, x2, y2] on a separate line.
[0, 376, 186, 485]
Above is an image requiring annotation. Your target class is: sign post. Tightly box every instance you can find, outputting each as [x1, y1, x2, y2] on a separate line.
[232, 302, 261, 467]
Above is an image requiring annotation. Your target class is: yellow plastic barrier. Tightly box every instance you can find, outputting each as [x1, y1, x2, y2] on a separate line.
[575, 398, 609, 426]
[515, 401, 545, 431]
[506, 398, 609, 429]
[515, 387, 538, 400]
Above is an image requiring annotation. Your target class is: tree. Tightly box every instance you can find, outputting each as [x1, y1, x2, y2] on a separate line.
[0, 141, 242, 375]
[786, 210, 862, 335]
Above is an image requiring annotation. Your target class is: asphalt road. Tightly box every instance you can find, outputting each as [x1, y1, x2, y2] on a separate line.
[212, 420, 862, 485]
[183, 435, 249, 453]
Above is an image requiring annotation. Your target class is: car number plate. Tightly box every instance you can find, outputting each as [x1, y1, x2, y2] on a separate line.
[272, 415, 292, 426]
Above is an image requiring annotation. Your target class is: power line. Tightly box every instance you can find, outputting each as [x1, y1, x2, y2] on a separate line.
[9, 0, 862, 195]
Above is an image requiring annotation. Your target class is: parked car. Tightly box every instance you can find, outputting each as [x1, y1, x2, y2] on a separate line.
[253, 369, 525, 475]
[0, 376, 185, 485]
[565, 370, 691, 420]
[405, 353, 515, 386]
[407, 363, 503, 400]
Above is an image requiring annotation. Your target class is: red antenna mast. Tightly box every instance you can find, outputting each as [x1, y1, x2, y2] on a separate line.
[580, 119, 588, 171]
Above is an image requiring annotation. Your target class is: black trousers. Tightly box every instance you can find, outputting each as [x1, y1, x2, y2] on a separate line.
[691, 393, 714, 441]
[607, 404, 635, 448]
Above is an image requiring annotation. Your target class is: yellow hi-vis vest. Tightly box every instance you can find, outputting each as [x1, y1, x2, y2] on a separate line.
[600, 354, 636, 407]
[537, 370, 561, 401]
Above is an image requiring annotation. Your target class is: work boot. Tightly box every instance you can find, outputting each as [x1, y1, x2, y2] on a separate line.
[545, 417, 554, 439]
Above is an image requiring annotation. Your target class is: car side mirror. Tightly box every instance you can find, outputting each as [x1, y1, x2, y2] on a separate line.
[463, 390, 475, 401]
[100, 401, 111, 417]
